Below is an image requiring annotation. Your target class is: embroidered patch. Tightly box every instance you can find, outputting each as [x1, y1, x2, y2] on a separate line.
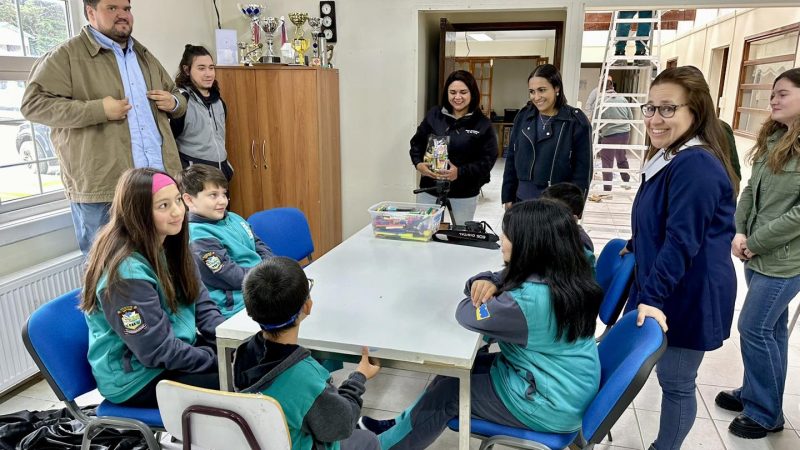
[240, 221, 254, 240]
[476, 303, 491, 321]
[202, 251, 223, 273]
[117, 306, 147, 335]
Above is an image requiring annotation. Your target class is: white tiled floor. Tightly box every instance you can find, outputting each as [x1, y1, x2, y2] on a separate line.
[2, 159, 799, 449]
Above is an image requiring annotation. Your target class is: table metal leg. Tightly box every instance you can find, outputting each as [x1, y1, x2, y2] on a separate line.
[216, 338, 236, 391]
[458, 370, 471, 450]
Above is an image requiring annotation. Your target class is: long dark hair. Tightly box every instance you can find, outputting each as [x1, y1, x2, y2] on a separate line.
[749, 68, 800, 173]
[175, 44, 218, 91]
[440, 70, 481, 114]
[645, 66, 739, 193]
[528, 64, 567, 110]
[81, 168, 199, 313]
[499, 199, 601, 342]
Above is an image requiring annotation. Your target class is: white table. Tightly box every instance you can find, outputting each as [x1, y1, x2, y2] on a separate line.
[216, 225, 503, 449]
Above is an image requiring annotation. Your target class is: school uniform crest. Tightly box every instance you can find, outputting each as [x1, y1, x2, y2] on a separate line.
[476, 303, 491, 321]
[202, 251, 223, 273]
[117, 305, 147, 334]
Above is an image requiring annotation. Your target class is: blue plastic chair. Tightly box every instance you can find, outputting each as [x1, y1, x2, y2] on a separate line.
[21, 289, 163, 450]
[248, 207, 315, 263]
[448, 311, 667, 450]
[595, 239, 636, 340]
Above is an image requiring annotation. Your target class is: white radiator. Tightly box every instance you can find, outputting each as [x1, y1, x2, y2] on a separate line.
[0, 251, 83, 395]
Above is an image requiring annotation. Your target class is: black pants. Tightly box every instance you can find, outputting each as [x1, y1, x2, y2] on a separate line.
[118, 369, 220, 409]
[179, 153, 234, 181]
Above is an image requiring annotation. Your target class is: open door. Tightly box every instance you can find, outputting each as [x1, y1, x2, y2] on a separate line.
[439, 18, 456, 100]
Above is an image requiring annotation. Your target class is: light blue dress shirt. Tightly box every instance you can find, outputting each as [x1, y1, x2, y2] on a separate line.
[88, 26, 164, 170]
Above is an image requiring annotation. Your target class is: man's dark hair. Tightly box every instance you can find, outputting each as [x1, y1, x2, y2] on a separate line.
[541, 182, 586, 218]
[178, 164, 228, 197]
[83, 0, 100, 19]
[243, 257, 310, 339]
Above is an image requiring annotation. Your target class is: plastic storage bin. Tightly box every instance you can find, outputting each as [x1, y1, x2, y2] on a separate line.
[368, 202, 444, 242]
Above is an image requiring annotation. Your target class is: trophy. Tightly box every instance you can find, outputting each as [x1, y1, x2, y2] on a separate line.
[259, 16, 280, 63]
[288, 12, 309, 65]
[238, 3, 264, 65]
[307, 17, 323, 66]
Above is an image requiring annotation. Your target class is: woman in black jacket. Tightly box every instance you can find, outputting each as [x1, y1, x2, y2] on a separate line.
[409, 70, 498, 225]
[502, 64, 592, 208]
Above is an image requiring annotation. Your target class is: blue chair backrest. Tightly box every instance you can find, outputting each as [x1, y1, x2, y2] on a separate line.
[596, 239, 635, 326]
[595, 239, 627, 292]
[21, 288, 96, 402]
[581, 311, 666, 444]
[247, 208, 314, 262]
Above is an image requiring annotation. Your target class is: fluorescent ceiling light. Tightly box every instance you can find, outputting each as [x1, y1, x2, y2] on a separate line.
[468, 33, 493, 41]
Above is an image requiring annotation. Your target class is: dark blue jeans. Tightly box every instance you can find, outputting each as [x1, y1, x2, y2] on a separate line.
[652, 346, 705, 450]
[69, 202, 111, 255]
[733, 268, 800, 429]
[615, 11, 653, 54]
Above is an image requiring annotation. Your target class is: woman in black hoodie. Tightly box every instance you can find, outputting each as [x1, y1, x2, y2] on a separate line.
[409, 70, 498, 225]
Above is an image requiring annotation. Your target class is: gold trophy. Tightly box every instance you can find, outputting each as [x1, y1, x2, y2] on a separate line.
[288, 12, 309, 65]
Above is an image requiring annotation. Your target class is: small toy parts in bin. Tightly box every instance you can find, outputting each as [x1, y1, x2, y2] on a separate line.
[368, 202, 445, 242]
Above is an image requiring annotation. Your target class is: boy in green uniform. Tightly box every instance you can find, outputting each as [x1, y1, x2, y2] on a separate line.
[181, 165, 274, 318]
[233, 257, 381, 449]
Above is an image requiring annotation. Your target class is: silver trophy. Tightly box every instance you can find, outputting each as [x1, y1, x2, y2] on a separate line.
[308, 17, 323, 66]
[259, 16, 280, 63]
[238, 3, 264, 65]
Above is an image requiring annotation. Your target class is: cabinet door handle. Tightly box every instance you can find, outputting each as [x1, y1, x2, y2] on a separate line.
[261, 140, 269, 170]
[250, 140, 257, 169]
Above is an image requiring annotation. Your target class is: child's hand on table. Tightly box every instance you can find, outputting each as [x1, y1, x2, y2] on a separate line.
[356, 347, 381, 380]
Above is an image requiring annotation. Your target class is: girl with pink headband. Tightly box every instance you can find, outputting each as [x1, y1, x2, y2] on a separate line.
[80, 168, 224, 408]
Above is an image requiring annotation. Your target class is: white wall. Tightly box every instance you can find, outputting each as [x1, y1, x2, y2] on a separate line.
[213, 1, 581, 238]
[492, 59, 536, 113]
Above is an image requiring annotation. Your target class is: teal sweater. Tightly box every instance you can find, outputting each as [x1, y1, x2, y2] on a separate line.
[188, 211, 273, 318]
[457, 273, 600, 432]
[85, 253, 223, 403]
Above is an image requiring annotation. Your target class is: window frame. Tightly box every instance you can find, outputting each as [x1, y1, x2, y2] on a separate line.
[0, 0, 80, 219]
[732, 22, 800, 137]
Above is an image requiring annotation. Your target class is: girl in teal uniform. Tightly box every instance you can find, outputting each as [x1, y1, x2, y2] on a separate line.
[80, 168, 224, 408]
[359, 199, 603, 449]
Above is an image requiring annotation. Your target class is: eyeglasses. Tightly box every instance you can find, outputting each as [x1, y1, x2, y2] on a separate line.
[641, 104, 687, 118]
[308, 278, 314, 292]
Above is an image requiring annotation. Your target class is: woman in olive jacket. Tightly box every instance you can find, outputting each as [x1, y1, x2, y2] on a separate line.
[716, 68, 800, 440]
[501, 64, 592, 207]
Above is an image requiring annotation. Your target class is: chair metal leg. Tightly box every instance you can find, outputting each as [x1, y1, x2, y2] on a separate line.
[81, 417, 161, 450]
[479, 435, 553, 450]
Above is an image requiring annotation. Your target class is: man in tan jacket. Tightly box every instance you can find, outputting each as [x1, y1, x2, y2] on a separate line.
[21, 0, 186, 254]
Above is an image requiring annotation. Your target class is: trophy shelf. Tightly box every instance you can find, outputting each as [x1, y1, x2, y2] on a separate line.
[215, 65, 342, 257]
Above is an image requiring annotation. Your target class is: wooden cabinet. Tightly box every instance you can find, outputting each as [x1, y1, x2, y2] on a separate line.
[215, 65, 342, 257]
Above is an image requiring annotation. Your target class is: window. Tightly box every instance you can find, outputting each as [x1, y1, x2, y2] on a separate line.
[0, 0, 73, 214]
[733, 24, 799, 136]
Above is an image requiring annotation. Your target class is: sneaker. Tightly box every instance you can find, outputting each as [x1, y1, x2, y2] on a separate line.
[358, 416, 396, 435]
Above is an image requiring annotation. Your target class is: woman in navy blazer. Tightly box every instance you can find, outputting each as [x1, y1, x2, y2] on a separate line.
[624, 66, 739, 450]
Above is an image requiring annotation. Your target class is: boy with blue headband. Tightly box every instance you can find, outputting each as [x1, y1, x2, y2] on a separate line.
[232, 257, 381, 450]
